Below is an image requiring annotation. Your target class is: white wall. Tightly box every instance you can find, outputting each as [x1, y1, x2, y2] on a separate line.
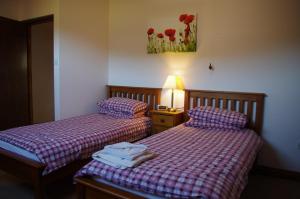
[18, 0, 57, 20]
[59, 0, 108, 119]
[0, 0, 109, 120]
[0, 0, 22, 20]
[108, 0, 300, 172]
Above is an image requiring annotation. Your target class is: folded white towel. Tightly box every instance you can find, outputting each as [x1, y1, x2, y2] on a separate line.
[92, 151, 155, 169]
[95, 157, 128, 169]
[102, 142, 148, 160]
[93, 150, 153, 167]
[104, 142, 147, 151]
[100, 150, 148, 161]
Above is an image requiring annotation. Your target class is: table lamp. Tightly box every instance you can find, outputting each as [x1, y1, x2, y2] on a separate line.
[163, 75, 185, 112]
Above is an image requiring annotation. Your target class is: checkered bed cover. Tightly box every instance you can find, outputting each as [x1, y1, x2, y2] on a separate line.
[0, 114, 151, 175]
[76, 124, 262, 199]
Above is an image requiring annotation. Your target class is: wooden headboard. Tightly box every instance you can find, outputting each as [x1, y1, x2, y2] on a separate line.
[184, 89, 265, 134]
[107, 85, 162, 110]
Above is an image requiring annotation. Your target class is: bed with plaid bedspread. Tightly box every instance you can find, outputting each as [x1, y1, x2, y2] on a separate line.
[0, 114, 151, 175]
[76, 124, 262, 199]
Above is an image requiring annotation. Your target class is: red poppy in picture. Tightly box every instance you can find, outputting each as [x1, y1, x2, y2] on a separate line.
[147, 13, 196, 53]
[179, 14, 187, 22]
[157, 33, 164, 38]
[164, 28, 176, 37]
[147, 28, 154, 35]
[169, 36, 176, 42]
[184, 15, 195, 24]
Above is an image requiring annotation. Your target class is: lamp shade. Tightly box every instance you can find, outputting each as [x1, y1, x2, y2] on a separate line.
[163, 75, 185, 90]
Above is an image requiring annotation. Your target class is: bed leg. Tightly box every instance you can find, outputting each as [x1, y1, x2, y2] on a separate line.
[33, 181, 44, 199]
[76, 183, 86, 199]
[33, 173, 44, 199]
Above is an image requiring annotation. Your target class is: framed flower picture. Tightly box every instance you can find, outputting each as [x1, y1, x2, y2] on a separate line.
[147, 14, 197, 54]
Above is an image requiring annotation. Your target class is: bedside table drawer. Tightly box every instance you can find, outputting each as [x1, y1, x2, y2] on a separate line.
[152, 126, 169, 134]
[152, 114, 174, 127]
[150, 110, 184, 136]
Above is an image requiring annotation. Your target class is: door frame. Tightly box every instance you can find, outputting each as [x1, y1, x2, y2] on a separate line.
[23, 15, 54, 124]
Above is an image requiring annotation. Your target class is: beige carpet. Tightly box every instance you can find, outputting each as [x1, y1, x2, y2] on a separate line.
[1, 170, 300, 199]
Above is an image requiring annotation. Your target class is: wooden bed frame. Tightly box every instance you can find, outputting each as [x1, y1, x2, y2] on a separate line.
[184, 89, 265, 134]
[75, 89, 265, 199]
[0, 85, 161, 199]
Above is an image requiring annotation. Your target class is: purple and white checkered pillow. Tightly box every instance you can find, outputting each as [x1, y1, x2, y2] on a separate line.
[98, 108, 146, 119]
[188, 106, 248, 129]
[185, 119, 242, 130]
[97, 97, 148, 119]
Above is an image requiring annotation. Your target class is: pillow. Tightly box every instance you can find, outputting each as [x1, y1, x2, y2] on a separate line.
[185, 119, 242, 130]
[188, 106, 248, 129]
[98, 108, 146, 119]
[97, 97, 148, 118]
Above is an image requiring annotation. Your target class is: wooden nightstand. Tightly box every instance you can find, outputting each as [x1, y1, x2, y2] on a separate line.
[150, 110, 185, 134]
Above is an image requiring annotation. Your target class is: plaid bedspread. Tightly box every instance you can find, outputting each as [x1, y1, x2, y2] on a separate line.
[0, 114, 151, 175]
[76, 125, 262, 199]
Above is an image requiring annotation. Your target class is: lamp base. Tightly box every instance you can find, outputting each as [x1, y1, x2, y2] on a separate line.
[168, 108, 177, 112]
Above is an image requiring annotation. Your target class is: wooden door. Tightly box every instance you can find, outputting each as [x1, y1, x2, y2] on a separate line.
[0, 17, 29, 130]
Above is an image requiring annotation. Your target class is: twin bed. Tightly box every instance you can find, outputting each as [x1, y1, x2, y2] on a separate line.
[75, 89, 265, 199]
[0, 85, 161, 199]
[0, 86, 265, 199]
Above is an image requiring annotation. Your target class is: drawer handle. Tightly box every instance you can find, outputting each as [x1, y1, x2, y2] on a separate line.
[160, 119, 165, 123]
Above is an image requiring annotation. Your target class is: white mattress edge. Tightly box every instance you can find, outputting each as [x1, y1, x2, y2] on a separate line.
[0, 140, 40, 162]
